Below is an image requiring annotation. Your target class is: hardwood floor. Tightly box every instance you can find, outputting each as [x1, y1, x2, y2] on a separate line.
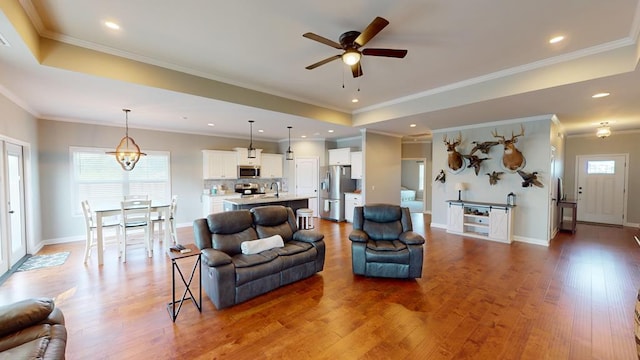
[2, 215, 639, 359]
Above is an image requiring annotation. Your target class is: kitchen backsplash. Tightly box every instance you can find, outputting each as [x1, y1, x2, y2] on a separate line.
[204, 178, 286, 195]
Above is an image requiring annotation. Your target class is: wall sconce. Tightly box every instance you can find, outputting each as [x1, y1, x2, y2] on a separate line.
[285, 126, 294, 160]
[247, 120, 256, 158]
[106, 109, 146, 171]
[455, 182, 467, 201]
[596, 122, 611, 138]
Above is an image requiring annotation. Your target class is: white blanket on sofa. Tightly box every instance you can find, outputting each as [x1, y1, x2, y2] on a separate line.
[241, 235, 285, 255]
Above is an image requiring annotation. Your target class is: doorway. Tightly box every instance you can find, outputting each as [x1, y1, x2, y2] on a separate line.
[575, 154, 627, 225]
[401, 158, 426, 213]
[294, 157, 319, 216]
[1, 142, 27, 274]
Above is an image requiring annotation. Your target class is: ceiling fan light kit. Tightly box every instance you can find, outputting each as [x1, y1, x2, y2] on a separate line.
[303, 16, 407, 78]
[106, 109, 146, 171]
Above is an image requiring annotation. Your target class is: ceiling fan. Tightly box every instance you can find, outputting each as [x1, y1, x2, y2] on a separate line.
[303, 16, 408, 78]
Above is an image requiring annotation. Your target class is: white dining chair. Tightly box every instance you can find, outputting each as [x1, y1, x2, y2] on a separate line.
[124, 194, 149, 201]
[81, 200, 121, 263]
[151, 195, 178, 244]
[120, 199, 152, 263]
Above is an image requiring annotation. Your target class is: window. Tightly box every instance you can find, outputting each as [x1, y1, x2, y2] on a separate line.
[70, 147, 171, 215]
[418, 162, 424, 191]
[587, 160, 615, 174]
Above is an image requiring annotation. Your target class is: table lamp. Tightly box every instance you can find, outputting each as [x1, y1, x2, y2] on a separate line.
[455, 182, 466, 201]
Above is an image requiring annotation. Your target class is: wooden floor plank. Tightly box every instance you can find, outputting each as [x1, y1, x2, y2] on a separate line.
[1, 216, 639, 359]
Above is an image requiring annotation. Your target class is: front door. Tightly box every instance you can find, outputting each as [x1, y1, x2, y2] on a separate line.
[294, 157, 319, 216]
[576, 154, 627, 225]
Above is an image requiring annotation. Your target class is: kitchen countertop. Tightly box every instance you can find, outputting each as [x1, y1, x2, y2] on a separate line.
[224, 194, 311, 205]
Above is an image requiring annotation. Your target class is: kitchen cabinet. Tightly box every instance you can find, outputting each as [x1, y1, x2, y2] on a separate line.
[344, 193, 362, 223]
[202, 150, 237, 179]
[234, 147, 262, 166]
[261, 153, 283, 178]
[328, 148, 351, 165]
[202, 194, 241, 217]
[446, 200, 514, 243]
[350, 151, 362, 179]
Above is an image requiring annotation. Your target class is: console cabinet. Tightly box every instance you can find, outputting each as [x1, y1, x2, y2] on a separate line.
[446, 200, 515, 243]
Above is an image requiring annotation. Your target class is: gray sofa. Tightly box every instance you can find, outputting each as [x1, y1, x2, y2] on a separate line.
[0, 298, 67, 359]
[193, 205, 325, 309]
[349, 204, 425, 278]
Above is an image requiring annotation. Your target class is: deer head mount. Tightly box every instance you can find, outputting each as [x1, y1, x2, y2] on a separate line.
[443, 132, 465, 172]
[492, 124, 526, 172]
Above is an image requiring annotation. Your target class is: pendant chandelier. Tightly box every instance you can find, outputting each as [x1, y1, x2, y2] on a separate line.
[247, 120, 256, 158]
[106, 109, 146, 171]
[286, 126, 294, 160]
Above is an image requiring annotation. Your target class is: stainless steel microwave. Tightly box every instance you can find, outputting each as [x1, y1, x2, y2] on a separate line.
[238, 165, 261, 179]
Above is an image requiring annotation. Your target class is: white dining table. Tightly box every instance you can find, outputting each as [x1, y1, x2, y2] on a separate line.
[94, 203, 171, 265]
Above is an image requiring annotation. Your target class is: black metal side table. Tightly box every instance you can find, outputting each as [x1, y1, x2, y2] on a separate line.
[166, 243, 201, 322]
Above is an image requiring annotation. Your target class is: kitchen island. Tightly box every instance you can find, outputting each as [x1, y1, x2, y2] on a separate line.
[223, 195, 311, 213]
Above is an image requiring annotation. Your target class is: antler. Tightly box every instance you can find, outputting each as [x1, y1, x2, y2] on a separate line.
[455, 131, 462, 145]
[510, 124, 525, 143]
[491, 129, 506, 143]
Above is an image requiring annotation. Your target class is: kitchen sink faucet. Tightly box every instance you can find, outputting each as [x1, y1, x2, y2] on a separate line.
[270, 182, 279, 198]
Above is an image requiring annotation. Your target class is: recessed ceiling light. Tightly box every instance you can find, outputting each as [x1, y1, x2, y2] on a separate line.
[328, 130, 334, 133]
[592, 92, 610, 98]
[207, 123, 215, 127]
[410, 124, 417, 128]
[258, 129, 264, 133]
[104, 21, 120, 30]
[352, 99, 359, 103]
[549, 35, 564, 44]
[301, 135, 307, 138]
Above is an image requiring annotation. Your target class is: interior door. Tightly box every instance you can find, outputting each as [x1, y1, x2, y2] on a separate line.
[6, 143, 27, 267]
[576, 154, 626, 225]
[294, 157, 319, 216]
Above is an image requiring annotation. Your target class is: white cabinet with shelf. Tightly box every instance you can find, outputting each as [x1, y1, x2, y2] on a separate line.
[202, 150, 237, 179]
[344, 193, 362, 223]
[202, 194, 241, 217]
[447, 201, 514, 243]
[350, 151, 362, 179]
[234, 147, 262, 166]
[329, 148, 351, 165]
[261, 153, 283, 178]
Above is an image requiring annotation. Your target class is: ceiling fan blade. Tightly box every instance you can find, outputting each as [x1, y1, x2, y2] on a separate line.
[362, 48, 408, 58]
[351, 63, 363, 78]
[306, 55, 341, 70]
[303, 32, 342, 49]
[354, 17, 389, 47]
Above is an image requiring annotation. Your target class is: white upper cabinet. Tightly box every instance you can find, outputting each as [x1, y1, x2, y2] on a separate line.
[350, 151, 362, 179]
[328, 148, 351, 165]
[234, 147, 262, 166]
[261, 153, 283, 178]
[203, 150, 238, 179]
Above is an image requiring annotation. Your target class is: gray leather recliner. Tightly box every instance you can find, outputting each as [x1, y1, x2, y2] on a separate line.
[349, 204, 425, 278]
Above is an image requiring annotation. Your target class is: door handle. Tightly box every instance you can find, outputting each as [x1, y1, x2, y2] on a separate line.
[9, 210, 14, 214]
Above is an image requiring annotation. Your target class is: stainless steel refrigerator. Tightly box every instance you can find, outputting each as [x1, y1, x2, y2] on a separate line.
[320, 165, 356, 221]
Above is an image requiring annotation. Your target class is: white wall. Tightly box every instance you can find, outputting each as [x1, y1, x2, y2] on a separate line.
[431, 116, 553, 245]
[363, 131, 402, 205]
[0, 93, 41, 252]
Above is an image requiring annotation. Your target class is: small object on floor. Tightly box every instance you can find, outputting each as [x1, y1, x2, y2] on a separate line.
[170, 244, 191, 254]
[16, 252, 70, 272]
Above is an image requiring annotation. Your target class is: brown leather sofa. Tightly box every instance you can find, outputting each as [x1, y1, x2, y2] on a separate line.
[0, 297, 67, 359]
[194, 205, 325, 309]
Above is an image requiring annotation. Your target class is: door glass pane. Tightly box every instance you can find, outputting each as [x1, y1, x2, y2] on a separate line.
[8, 154, 22, 250]
[587, 160, 615, 174]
